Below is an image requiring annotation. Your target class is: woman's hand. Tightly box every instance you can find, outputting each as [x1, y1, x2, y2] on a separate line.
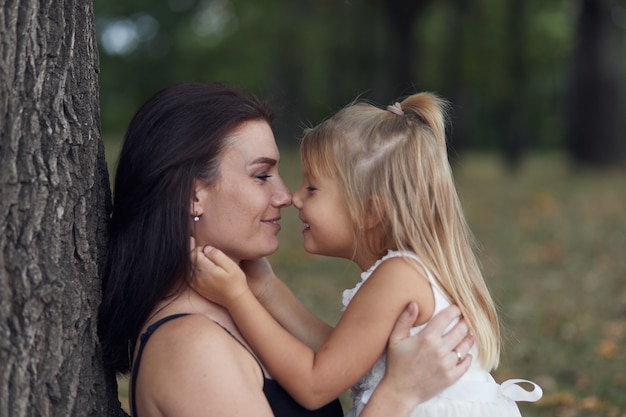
[375, 303, 473, 409]
[190, 244, 251, 307]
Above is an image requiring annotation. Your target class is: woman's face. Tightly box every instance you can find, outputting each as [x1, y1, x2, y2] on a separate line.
[194, 120, 291, 262]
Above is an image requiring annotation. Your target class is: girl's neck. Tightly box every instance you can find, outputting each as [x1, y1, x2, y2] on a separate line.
[352, 230, 395, 271]
[353, 251, 386, 272]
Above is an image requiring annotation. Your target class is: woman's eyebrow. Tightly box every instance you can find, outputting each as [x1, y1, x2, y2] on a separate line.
[249, 156, 278, 166]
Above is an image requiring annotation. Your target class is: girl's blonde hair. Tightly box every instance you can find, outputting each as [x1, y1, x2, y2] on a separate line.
[300, 93, 500, 369]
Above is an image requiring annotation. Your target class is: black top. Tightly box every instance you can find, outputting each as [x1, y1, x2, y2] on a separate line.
[131, 313, 343, 417]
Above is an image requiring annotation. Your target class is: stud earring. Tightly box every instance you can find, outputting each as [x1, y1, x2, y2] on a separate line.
[193, 214, 200, 222]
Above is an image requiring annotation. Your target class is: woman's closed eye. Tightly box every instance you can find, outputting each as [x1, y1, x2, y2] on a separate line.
[256, 173, 272, 181]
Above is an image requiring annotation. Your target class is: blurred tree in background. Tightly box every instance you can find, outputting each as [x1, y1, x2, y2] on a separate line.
[94, 0, 626, 168]
[565, 0, 626, 166]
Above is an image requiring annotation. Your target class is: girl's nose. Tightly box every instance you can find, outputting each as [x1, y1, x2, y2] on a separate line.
[291, 187, 303, 209]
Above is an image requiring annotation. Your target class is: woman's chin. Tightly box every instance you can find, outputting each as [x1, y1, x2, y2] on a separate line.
[256, 240, 280, 257]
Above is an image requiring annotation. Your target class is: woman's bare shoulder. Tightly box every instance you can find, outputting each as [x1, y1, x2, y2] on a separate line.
[141, 313, 252, 366]
[134, 314, 272, 417]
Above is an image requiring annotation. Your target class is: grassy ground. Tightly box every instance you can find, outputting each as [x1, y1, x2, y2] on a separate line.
[450, 154, 626, 417]
[105, 140, 626, 417]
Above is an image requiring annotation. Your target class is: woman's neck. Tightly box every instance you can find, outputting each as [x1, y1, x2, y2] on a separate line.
[147, 285, 232, 327]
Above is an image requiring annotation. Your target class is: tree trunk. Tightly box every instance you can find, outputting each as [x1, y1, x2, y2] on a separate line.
[564, 0, 626, 167]
[0, 1, 123, 415]
[500, 0, 528, 172]
[382, 0, 431, 97]
[441, 0, 470, 159]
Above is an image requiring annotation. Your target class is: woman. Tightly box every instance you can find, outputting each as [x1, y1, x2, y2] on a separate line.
[98, 83, 473, 417]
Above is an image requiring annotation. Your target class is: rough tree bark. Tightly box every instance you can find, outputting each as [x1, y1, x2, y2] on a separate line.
[0, 0, 124, 416]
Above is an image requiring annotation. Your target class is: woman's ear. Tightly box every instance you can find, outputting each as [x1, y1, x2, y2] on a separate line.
[190, 179, 208, 218]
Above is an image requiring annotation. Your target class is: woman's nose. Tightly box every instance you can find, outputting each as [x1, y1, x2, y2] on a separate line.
[272, 180, 292, 208]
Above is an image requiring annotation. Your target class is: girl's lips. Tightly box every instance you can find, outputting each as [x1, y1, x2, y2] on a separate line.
[299, 216, 310, 232]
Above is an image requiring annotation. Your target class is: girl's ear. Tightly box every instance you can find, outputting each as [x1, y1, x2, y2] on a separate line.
[364, 195, 384, 230]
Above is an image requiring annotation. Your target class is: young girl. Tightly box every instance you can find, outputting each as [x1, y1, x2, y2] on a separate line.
[193, 93, 542, 416]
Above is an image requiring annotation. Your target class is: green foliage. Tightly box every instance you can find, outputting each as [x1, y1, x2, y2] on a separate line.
[93, 0, 624, 155]
[453, 154, 626, 416]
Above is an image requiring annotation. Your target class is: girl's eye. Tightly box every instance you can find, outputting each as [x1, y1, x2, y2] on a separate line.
[256, 174, 272, 181]
[306, 185, 317, 192]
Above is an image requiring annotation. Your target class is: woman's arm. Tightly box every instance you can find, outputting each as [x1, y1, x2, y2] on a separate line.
[193, 246, 435, 409]
[361, 303, 474, 417]
[240, 257, 332, 350]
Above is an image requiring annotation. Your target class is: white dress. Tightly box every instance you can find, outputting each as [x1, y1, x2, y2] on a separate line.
[342, 250, 542, 417]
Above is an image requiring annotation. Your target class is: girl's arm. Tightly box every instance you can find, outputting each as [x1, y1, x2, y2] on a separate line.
[240, 257, 332, 350]
[193, 246, 435, 409]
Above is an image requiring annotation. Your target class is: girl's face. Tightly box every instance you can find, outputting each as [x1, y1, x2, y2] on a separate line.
[292, 171, 357, 261]
[194, 120, 291, 263]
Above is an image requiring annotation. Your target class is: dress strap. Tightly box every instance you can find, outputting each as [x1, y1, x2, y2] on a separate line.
[212, 321, 267, 378]
[131, 313, 191, 417]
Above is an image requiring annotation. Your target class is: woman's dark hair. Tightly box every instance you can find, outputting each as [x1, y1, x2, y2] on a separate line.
[98, 83, 273, 373]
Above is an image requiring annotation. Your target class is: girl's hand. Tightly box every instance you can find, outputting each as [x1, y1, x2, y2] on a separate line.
[191, 244, 251, 307]
[240, 257, 277, 303]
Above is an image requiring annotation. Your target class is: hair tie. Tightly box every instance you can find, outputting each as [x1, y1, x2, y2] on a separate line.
[386, 102, 404, 116]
